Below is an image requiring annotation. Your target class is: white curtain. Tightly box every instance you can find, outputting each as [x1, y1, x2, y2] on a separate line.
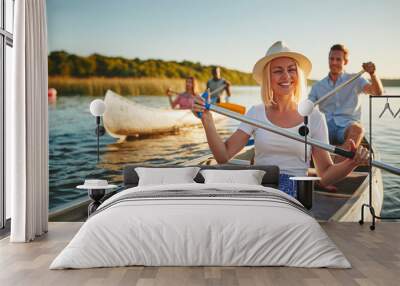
[7, 0, 49, 242]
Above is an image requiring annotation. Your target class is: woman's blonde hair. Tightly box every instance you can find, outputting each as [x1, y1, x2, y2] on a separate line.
[260, 60, 306, 107]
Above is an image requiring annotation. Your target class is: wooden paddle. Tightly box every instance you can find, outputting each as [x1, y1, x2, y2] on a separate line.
[299, 70, 366, 117]
[202, 99, 400, 176]
[216, 102, 246, 115]
[167, 87, 246, 115]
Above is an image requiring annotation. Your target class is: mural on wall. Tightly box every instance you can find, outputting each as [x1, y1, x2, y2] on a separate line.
[47, 2, 262, 211]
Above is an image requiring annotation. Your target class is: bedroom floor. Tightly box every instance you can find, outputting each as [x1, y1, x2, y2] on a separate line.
[0, 222, 399, 286]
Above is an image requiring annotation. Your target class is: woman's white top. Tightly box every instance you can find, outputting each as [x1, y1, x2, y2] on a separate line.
[238, 104, 329, 176]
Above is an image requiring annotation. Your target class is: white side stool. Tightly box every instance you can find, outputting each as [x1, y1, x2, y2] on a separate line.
[77, 179, 117, 216]
[289, 177, 321, 210]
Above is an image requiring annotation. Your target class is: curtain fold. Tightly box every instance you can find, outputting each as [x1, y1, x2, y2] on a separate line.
[8, 0, 49, 242]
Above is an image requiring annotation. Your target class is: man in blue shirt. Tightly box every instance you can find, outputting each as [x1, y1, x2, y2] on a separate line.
[206, 67, 232, 103]
[309, 44, 383, 160]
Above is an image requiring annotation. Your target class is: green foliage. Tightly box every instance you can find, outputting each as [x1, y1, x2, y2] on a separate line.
[48, 51, 256, 85]
[381, 79, 400, 87]
[48, 51, 400, 96]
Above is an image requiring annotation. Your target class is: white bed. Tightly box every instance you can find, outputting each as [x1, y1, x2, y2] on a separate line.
[50, 183, 351, 269]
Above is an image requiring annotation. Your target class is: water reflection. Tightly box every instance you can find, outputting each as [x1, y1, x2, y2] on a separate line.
[49, 87, 400, 217]
[49, 92, 235, 209]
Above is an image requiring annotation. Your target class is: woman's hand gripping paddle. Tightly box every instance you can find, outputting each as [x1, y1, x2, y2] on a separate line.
[197, 90, 246, 118]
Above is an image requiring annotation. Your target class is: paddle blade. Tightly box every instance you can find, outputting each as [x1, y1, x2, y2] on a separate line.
[216, 103, 246, 114]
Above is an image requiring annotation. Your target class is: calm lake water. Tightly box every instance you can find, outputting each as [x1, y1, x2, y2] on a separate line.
[49, 86, 400, 218]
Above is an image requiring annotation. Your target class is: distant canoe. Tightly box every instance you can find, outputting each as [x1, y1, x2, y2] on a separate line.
[103, 90, 226, 140]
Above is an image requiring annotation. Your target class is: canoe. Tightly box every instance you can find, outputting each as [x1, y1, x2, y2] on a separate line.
[182, 139, 384, 223]
[103, 90, 226, 140]
[49, 138, 383, 223]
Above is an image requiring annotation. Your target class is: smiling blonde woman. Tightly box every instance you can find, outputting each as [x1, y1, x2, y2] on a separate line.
[193, 41, 369, 196]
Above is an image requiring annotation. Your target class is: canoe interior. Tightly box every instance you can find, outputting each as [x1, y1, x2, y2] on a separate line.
[182, 138, 382, 222]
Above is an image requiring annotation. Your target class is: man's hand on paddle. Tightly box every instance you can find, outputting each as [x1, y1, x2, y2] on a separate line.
[362, 62, 376, 76]
[362, 61, 383, 95]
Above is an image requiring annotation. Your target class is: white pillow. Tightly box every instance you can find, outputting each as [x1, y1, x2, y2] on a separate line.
[135, 167, 200, 186]
[200, 169, 266, 185]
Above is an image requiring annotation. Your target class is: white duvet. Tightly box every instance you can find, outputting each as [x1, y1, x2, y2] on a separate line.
[50, 183, 351, 269]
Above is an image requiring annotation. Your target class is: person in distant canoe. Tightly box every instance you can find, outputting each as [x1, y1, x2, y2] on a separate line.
[308, 44, 383, 159]
[166, 77, 198, 109]
[193, 41, 369, 196]
[206, 66, 232, 103]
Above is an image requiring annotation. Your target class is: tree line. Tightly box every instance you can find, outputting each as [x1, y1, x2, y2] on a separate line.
[48, 51, 256, 85]
[48, 51, 400, 87]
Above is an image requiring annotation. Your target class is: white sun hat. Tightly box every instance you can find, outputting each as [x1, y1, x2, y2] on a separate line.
[252, 41, 312, 85]
[77, 179, 117, 190]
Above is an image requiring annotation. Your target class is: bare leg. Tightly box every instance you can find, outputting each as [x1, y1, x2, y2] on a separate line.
[334, 123, 364, 163]
[317, 123, 364, 192]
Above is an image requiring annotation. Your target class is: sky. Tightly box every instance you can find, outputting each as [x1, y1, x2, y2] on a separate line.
[47, 0, 400, 79]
